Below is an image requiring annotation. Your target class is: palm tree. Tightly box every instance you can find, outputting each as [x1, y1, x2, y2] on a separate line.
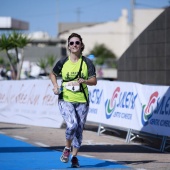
[47, 54, 57, 71]
[0, 31, 29, 80]
[0, 57, 5, 65]
[37, 54, 57, 76]
[37, 58, 48, 76]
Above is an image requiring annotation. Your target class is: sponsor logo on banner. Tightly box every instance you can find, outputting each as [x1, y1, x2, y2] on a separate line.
[141, 91, 159, 125]
[88, 89, 103, 114]
[89, 89, 103, 104]
[141, 91, 170, 128]
[105, 87, 120, 119]
[105, 87, 138, 120]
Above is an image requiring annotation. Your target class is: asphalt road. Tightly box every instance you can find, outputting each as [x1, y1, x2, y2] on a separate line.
[0, 122, 169, 170]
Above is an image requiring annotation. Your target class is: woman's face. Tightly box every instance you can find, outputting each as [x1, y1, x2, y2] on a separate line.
[68, 37, 82, 54]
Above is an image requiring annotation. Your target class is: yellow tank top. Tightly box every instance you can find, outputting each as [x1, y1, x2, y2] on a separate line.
[61, 56, 88, 103]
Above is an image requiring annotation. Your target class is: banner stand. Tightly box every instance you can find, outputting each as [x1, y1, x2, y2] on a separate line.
[97, 124, 105, 136]
[97, 124, 122, 136]
[125, 128, 132, 143]
[160, 136, 167, 152]
[127, 130, 153, 144]
[126, 129, 170, 152]
[165, 137, 170, 150]
[97, 123, 131, 139]
[97, 124, 169, 152]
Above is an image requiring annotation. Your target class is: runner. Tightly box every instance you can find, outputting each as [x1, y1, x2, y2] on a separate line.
[50, 33, 97, 168]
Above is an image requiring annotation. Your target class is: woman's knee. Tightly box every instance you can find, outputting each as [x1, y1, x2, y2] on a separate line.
[67, 123, 78, 135]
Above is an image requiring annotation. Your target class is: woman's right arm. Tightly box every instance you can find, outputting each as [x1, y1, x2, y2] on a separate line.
[50, 72, 60, 95]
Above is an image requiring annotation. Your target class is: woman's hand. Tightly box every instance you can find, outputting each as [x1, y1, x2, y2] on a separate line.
[53, 86, 60, 95]
[77, 77, 97, 86]
[77, 78, 87, 84]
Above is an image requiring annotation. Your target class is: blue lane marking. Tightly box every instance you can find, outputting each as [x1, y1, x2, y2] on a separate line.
[0, 134, 130, 169]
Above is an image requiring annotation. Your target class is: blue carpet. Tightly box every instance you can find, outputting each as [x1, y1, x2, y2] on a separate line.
[0, 134, 129, 170]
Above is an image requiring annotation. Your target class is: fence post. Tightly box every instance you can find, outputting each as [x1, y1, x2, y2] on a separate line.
[160, 136, 167, 152]
[126, 128, 132, 143]
[97, 124, 102, 136]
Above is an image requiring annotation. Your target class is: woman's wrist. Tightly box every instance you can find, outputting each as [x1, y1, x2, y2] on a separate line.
[54, 84, 59, 88]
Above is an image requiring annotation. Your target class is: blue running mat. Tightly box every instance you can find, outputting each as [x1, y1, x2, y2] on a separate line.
[0, 134, 130, 169]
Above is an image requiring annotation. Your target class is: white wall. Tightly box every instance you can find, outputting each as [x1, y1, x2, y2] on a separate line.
[59, 9, 131, 58]
[133, 9, 164, 40]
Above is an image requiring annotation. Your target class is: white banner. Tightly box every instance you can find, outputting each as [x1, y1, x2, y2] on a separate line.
[0, 79, 170, 136]
[88, 81, 170, 136]
[87, 80, 104, 123]
[0, 80, 63, 128]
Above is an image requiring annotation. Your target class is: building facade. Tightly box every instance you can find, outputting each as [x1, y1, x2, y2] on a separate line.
[118, 7, 170, 85]
[58, 8, 164, 59]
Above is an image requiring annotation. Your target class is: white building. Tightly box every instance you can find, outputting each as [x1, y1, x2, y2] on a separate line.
[58, 8, 164, 59]
[0, 17, 29, 30]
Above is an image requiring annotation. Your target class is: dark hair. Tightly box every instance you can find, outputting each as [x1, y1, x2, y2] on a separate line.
[68, 33, 85, 52]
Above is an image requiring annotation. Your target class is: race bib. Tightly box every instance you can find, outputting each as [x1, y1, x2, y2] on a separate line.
[65, 81, 80, 92]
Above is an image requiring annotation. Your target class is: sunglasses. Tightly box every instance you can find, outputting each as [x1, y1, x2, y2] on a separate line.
[69, 41, 81, 46]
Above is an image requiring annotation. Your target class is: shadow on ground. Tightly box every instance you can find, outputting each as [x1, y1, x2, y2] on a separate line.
[51, 144, 163, 153]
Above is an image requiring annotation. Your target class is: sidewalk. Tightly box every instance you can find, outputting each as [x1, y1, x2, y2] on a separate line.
[0, 122, 169, 170]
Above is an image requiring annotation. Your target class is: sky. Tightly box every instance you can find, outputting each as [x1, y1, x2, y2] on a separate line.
[0, 0, 170, 37]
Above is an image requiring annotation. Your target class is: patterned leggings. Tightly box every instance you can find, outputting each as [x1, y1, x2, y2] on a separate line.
[58, 100, 89, 148]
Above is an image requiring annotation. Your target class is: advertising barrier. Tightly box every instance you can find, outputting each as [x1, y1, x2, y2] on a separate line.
[0, 79, 63, 128]
[0, 79, 170, 138]
[88, 81, 170, 137]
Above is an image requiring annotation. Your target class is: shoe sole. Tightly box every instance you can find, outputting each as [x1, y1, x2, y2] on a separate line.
[71, 163, 80, 168]
[71, 165, 80, 168]
[60, 156, 69, 163]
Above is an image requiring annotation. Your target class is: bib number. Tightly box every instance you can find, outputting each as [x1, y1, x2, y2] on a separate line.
[65, 81, 80, 92]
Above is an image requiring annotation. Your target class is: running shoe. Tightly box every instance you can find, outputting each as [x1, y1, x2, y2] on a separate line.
[71, 156, 80, 168]
[60, 147, 70, 163]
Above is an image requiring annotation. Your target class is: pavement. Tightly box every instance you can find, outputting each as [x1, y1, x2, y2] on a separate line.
[0, 122, 170, 170]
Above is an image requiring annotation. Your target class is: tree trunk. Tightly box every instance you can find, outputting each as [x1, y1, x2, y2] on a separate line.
[16, 49, 24, 80]
[6, 50, 17, 80]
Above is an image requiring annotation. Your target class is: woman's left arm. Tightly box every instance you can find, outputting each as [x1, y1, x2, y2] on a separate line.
[78, 76, 97, 86]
